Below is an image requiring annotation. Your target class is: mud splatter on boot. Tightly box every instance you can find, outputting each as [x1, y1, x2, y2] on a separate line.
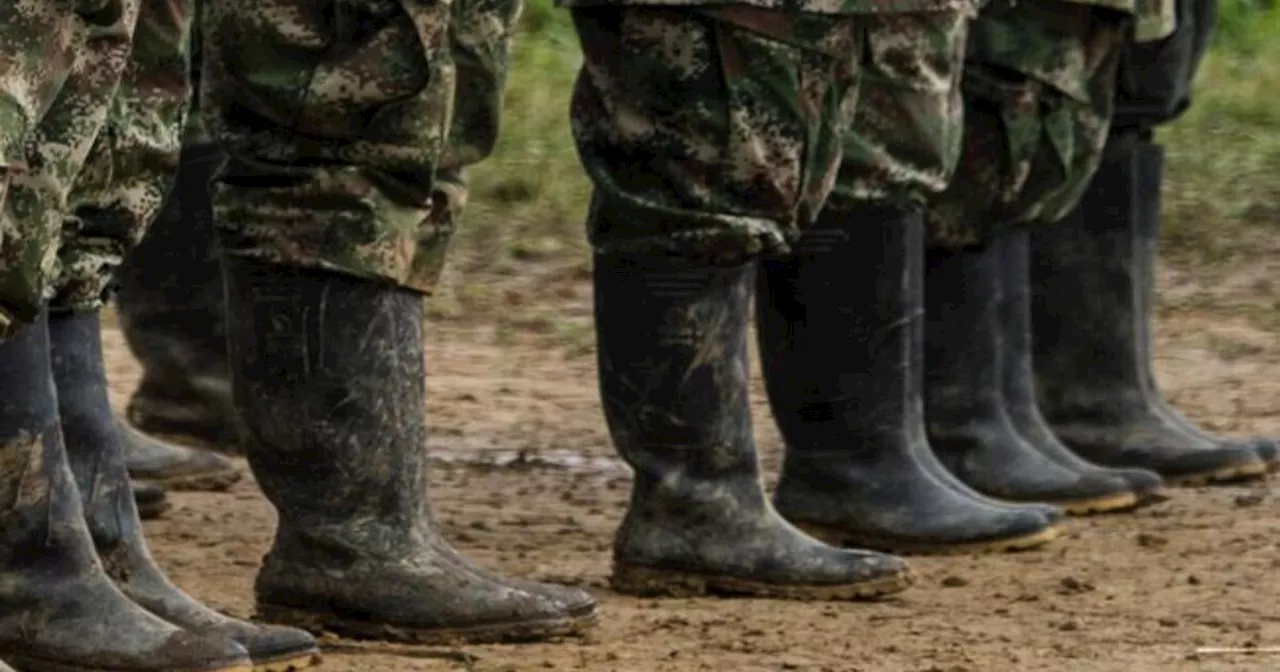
[133, 481, 171, 520]
[121, 419, 242, 491]
[997, 229, 1166, 510]
[116, 143, 238, 452]
[1030, 131, 1266, 486]
[0, 315, 252, 672]
[759, 207, 1059, 555]
[223, 257, 596, 645]
[594, 252, 911, 598]
[1131, 135, 1278, 472]
[50, 310, 322, 672]
[924, 238, 1142, 510]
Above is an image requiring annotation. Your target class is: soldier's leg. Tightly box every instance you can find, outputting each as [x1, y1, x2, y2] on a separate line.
[0, 3, 253, 670]
[202, 0, 596, 644]
[571, 5, 910, 599]
[1116, 0, 1279, 469]
[1030, 0, 1271, 484]
[759, 9, 1065, 557]
[46, 1, 322, 669]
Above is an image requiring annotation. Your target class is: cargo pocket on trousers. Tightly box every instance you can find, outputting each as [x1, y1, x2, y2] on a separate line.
[711, 13, 855, 240]
[961, 65, 1046, 209]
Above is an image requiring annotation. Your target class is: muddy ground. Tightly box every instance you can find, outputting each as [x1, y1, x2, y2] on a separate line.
[101, 257, 1280, 672]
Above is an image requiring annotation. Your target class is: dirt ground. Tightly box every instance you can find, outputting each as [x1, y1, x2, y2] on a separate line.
[100, 259, 1280, 672]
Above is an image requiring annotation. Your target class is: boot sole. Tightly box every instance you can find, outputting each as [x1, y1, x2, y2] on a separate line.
[255, 604, 597, 646]
[133, 468, 243, 492]
[797, 522, 1060, 557]
[251, 650, 323, 672]
[1164, 461, 1269, 487]
[608, 563, 912, 601]
[1051, 491, 1142, 516]
[2, 652, 252, 672]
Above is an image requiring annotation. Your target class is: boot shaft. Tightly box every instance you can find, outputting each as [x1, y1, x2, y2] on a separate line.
[222, 256, 432, 554]
[923, 242, 1006, 419]
[0, 316, 102, 574]
[592, 254, 758, 484]
[755, 206, 927, 448]
[1030, 130, 1147, 412]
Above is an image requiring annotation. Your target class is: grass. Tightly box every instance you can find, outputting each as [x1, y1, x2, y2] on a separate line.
[444, 0, 1280, 326]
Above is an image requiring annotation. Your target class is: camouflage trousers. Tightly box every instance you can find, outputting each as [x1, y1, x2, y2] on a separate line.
[1113, 0, 1214, 132]
[925, 0, 1132, 248]
[0, 0, 194, 340]
[570, 6, 973, 263]
[201, 0, 519, 295]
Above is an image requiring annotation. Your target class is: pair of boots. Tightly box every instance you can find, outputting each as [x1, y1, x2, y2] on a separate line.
[0, 310, 318, 672]
[592, 205, 1141, 600]
[1031, 128, 1273, 481]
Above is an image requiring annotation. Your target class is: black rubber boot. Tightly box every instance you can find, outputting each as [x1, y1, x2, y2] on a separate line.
[924, 238, 1142, 509]
[0, 315, 252, 672]
[49, 310, 322, 672]
[1132, 136, 1279, 471]
[116, 143, 238, 452]
[760, 207, 1060, 555]
[222, 257, 596, 644]
[594, 252, 911, 599]
[998, 228, 1167, 508]
[1030, 130, 1267, 486]
[122, 419, 242, 491]
[133, 481, 171, 520]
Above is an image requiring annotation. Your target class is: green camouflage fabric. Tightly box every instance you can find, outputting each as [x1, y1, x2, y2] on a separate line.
[201, 0, 460, 295]
[431, 0, 523, 243]
[557, 0, 968, 17]
[55, 0, 196, 312]
[0, 1, 84, 338]
[2, 0, 144, 338]
[827, 9, 972, 212]
[925, 0, 1131, 248]
[1, 0, 193, 337]
[569, 7, 864, 263]
[1061, 0, 1175, 41]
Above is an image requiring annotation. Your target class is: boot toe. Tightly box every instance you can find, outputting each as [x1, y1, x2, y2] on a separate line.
[526, 582, 596, 617]
[1114, 467, 1164, 499]
[1252, 440, 1278, 468]
[133, 481, 172, 520]
[122, 419, 241, 490]
[1161, 446, 1267, 486]
[153, 631, 254, 672]
[237, 623, 320, 671]
[1050, 473, 1141, 514]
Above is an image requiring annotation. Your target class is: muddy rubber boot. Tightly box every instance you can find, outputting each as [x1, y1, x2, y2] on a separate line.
[998, 228, 1166, 508]
[134, 481, 172, 520]
[0, 315, 253, 672]
[1132, 136, 1279, 472]
[924, 238, 1143, 510]
[1030, 131, 1267, 486]
[49, 310, 322, 672]
[759, 207, 1060, 555]
[116, 142, 238, 452]
[594, 252, 912, 599]
[121, 419, 242, 491]
[222, 257, 596, 644]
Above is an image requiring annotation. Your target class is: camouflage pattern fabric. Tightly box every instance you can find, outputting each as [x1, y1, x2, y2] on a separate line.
[925, 0, 1132, 248]
[1, 0, 160, 339]
[54, 0, 196, 312]
[569, 6, 864, 264]
[0, 1, 84, 338]
[558, 0, 967, 17]
[827, 9, 972, 212]
[201, 0, 460, 295]
[430, 0, 523, 244]
[1112, 0, 1212, 131]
